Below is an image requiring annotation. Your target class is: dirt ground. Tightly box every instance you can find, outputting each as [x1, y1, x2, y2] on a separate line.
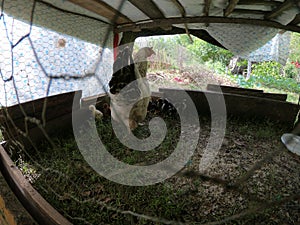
[9, 69, 300, 225]
[13, 111, 300, 225]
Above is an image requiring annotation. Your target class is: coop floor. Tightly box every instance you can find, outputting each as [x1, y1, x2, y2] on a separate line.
[10, 114, 300, 225]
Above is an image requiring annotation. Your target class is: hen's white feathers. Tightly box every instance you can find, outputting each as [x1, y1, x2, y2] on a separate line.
[109, 47, 154, 131]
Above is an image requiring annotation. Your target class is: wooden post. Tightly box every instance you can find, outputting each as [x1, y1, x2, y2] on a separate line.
[246, 60, 252, 80]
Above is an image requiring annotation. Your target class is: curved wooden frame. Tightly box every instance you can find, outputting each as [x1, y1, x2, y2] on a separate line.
[0, 144, 72, 225]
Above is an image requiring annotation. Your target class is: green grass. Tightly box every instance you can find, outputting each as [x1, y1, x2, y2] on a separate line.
[10, 115, 300, 225]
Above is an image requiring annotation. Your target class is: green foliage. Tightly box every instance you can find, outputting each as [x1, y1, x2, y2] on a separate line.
[143, 34, 233, 70]
[231, 72, 300, 94]
[176, 35, 233, 66]
[251, 61, 283, 79]
[289, 32, 300, 63]
[284, 62, 299, 79]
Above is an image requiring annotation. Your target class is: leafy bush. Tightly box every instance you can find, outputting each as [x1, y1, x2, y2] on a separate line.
[252, 61, 283, 79]
[176, 35, 233, 67]
[284, 62, 299, 79]
[233, 73, 300, 93]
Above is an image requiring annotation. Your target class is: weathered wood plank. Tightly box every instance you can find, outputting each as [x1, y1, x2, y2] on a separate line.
[0, 91, 81, 122]
[264, 0, 295, 20]
[238, 0, 281, 7]
[204, 0, 212, 16]
[128, 0, 164, 19]
[0, 171, 36, 225]
[0, 91, 82, 144]
[224, 0, 240, 17]
[206, 84, 287, 101]
[0, 145, 72, 225]
[115, 16, 300, 33]
[67, 0, 132, 24]
[290, 13, 300, 25]
[160, 88, 299, 126]
[207, 84, 263, 93]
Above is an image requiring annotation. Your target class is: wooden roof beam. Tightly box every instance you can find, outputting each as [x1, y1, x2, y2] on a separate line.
[224, 0, 240, 17]
[204, 0, 212, 17]
[128, 0, 165, 19]
[264, 0, 296, 20]
[289, 13, 300, 25]
[67, 0, 132, 24]
[233, 9, 271, 15]
[115, 16, 300, 33]
[238, 0, 282, 7]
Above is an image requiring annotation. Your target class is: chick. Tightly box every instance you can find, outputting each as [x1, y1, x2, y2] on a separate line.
[89, 105, 103, 120]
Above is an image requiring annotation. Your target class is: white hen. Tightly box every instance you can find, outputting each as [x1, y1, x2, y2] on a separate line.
[109, 47, 154, 131]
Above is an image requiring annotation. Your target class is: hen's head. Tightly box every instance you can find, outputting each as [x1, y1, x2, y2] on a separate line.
[134, 47, 156, 62]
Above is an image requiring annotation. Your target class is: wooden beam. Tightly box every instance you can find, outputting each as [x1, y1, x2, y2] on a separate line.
[264, 0, 296, 20]
[0, 145, 73, 225]
[67, 0, 132, 24]
[289, 13, 300, 25]
[128, 0, 164, 19]
[224, 0, 240, 17]
[115, 16, 300, 33]
[170, 0, 186, 16]
[238, 0, 282, 7]
[233, 9, 270, 15]
[204, 0, 212, 17]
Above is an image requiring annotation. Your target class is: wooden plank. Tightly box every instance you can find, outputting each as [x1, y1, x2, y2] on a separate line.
[0, 91, 82, 144]
[207, 84, 288, 101]
[207, 84, 263, 93]
[264, 0, 295, 20]
[115, 16, 300, 33]
[0, 145, 72, 225]
[160, 88, 299, 126]
[67, 0, 132, 24]
[224, 0, 240, 17]
[0, 172, 36, 225]
[203, 0, 212, 16]
[81, 93, 109, 108]
[128, 0, 164, 19]
[238, 0, 282, 7]
[0, 91, 81, 122]
[233, 9, 269, 15]
[170, 0, 186, 16]
[290, 14, 300, 25]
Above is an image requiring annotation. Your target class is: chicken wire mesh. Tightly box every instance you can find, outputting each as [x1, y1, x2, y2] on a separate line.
[0, 0, 300, 225]
[0, 0, 113, 106]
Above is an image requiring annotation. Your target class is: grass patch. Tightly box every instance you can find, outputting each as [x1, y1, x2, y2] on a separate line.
[9, 114, 300, 225]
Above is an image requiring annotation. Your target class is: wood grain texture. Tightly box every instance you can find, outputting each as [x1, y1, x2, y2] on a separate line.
[128, 0, 164, 19]
[264, 0, 295, 19]
[68, 0, 132, 24]
[0, 145, 72, 225]
[224, 0, 240, 17]
[115, 16, 300, 33]
[160, 88, 299, 126]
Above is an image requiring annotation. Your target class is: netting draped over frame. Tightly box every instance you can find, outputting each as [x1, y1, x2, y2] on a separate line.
[246, 32, 291, 65]
[0, 0, 113, 106]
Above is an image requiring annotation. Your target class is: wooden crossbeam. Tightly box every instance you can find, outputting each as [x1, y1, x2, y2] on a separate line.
[115, 16, 300, 33]
[224, 0, 240, 17]
[238, 0, 282, 7]
[128, 0, 164, 19]
[264, 0, 296, 20]
[233, 9, 270, 15]
[67, 0, 132, 24]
